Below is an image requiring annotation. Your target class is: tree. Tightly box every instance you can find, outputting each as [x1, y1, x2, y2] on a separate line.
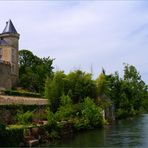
[81, 97, 103, 128]
[44, 71, 66, 112]
[106, 64, 147, 118]
[55, 95, 74, 121]
[44, 70, 97, 111]
[122, 64, 147, 111]
[66, 70, 97, 103]
[96, 73, 108, 97]
[19, 49, 54, 93]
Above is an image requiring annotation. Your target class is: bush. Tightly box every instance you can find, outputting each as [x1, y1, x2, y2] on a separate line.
[47, 109, 56, 126]
[75, 97, 104, 129]
[0, 123, 24, 146]
[55, 95, 74, 121]
[4, 89, 42, 98]
[74, 117, 89, 130]
[16, 110, 33, 124]
[0, 123, 6, 136]
[116, 107, 137, 119]
[5, 128, 24, 146]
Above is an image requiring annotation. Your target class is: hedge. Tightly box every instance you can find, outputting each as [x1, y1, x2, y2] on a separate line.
[3, 89, 42, 98]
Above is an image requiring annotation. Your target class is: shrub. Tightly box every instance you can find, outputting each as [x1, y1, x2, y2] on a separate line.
[0, 123, 6, 136]
[74, 117, 89, 130]
[4, 89, 41, 98]
[5, 128, 24, 146]
[0, 123, 24, 146]
[47, 108, 56, 126]
[55, 95, 74, 121]
[16, 110, 33, 124]
[81, 97, 103, 128]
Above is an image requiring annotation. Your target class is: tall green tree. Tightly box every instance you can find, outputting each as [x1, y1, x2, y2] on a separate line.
[106, 64, 147, 118]
[123, 64, 147, 111]
[96, 73, 108, 96]
[19, 49, 54, 93]
[44, 70, 97, 111]
[66, 70, 97, 103]
[44, 71, 66, 112]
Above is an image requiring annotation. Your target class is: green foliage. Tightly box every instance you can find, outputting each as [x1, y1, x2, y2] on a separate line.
[55, 95, 74, 121]
[81, 97, 103, 127]
[44, 69, 97, 111]
[46, 95, 104, 131]
[16, 110, 33, 124]
[66, 70, 97, 103]
[44, 76, 51, 101]
[96, 73, 108, 96]
[0, 123, 24, 146]
[73, 97, 104, 130]
[19, 49, 54, 93]
[0, 123, 7, 146]
[60, 94, 72, 106]
[106, 64, 148, 118]
[47, 109, 56, 126]
[49, 130, 60, 139]
[4, 89, 41, 98]
[141, 91, 148, 112]
[5, 128, 24, 146]
[0, 123, 6, 136]
[74, 118, 89, 130]
[44, 71, 66, 112]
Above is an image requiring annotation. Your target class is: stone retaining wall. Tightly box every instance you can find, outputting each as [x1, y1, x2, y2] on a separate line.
[0, 95, 48, 105]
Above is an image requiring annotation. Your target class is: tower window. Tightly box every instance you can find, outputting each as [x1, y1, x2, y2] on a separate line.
[0, 48, 2, 60]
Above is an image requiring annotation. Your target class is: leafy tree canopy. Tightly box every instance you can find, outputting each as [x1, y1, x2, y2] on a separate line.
[19, 49, 54, 93]
[106, 64, 148, 118]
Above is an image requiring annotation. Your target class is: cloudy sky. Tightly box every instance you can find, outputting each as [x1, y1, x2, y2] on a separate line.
[0, 1, 148, 83]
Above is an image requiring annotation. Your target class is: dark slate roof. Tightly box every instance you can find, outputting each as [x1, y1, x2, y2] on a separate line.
[0, 39, 8, 45]
[2, 19, 18, 34]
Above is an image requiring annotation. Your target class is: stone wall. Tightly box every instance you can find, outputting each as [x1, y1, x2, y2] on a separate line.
[0, 61, 11, 89]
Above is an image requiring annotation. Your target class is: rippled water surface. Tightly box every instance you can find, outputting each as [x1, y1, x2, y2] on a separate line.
[43, 114, 148, 147]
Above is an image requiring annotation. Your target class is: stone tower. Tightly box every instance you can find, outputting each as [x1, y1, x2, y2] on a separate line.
[0, 19, 20, 88]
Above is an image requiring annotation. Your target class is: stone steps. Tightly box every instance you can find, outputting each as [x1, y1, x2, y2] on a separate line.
[27, 139, 39, 147]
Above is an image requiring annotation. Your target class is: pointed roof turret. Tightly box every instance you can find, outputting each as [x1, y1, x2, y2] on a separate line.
[2, 19, 18, 34]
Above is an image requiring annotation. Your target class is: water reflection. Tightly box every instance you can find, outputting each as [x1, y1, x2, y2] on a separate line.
[45, 114, 148, 147]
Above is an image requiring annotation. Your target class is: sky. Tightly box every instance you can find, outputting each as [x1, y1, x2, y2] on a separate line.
[0, 1, 148, 83]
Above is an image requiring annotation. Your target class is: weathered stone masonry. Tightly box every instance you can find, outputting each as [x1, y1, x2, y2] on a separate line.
[0, 61, 11, 89]
[0, 19, 19, 89]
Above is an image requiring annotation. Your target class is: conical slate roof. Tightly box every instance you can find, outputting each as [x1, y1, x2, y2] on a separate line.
[2, 19, 18, 34]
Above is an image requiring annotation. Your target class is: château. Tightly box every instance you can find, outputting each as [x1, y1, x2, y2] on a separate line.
[0, 19, 19, 89]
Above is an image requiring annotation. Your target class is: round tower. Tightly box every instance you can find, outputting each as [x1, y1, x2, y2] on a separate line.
[0, 19, 20, 87]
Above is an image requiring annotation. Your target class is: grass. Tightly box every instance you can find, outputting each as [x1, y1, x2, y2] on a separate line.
[6, 124, 34, 130]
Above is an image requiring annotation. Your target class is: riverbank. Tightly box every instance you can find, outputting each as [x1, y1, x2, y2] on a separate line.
[41, 114, 148, 147]
[0, 116, 105, 147]
[0, 110, 147, 147]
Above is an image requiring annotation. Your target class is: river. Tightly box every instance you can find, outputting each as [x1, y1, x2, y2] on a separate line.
[43, 114, 148, 147]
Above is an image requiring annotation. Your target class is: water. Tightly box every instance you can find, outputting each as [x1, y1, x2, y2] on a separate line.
[43, 114, 148, 147]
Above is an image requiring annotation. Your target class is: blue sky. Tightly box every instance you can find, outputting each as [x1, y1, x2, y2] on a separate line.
[0, 1, 148, 83]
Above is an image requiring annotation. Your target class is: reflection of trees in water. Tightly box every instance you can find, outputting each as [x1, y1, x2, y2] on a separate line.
[51, 114, 148, 147]
[47, 114, 148, 147]
[104, 115, 147, 147]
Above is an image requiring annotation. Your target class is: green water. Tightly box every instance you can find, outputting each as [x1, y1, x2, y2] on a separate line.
[43, 114, 148, 147]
